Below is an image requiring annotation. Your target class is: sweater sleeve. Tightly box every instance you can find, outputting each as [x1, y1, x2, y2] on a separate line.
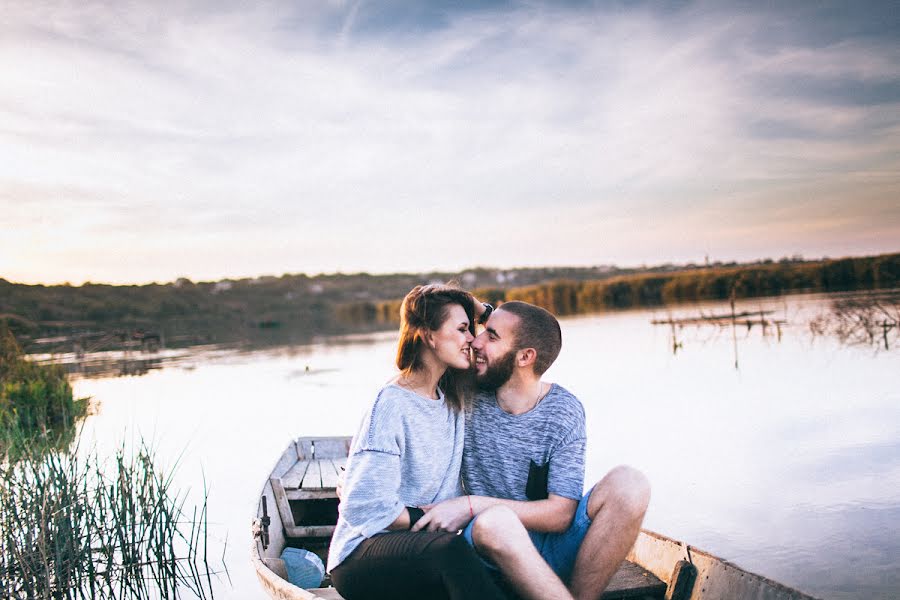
[338, 394, 406, 538]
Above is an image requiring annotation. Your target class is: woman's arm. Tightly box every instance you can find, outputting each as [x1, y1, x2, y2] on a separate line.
[386, 508, 411, 530]
[339, 447, 407, 537]
[337, 472, 408, 530]
[473, 299, 493, 325]
[338, 393, 409, 537]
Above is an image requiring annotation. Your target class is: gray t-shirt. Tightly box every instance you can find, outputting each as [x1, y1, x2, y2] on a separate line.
[327, 384, 464, 572]
[461, 384, 586, 504]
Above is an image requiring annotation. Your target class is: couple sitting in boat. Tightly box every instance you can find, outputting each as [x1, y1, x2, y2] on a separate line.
[327, 284, 650, 600]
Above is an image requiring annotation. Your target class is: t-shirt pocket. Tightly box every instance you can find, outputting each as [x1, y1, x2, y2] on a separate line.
[525, 459, 549, 500]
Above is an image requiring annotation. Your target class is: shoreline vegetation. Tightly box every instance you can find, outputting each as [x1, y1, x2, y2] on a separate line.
[0, 438, 218, 599]
[0, 324, 87, 454]
[358, 252, 900, 325]
[0, 326, 220, 599]
[1, 252, 897, 351]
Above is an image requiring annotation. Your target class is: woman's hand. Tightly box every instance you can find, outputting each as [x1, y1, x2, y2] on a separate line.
[411, 497, 473, 532]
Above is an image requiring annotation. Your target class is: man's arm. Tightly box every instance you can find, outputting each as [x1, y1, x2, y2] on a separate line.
[412, 493, 577, 533]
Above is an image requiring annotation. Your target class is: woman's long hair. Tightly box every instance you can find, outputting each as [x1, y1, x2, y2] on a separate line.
[396, 284, 476, 412]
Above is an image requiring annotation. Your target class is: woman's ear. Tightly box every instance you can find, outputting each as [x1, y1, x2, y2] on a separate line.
[424, 330, 437, 350]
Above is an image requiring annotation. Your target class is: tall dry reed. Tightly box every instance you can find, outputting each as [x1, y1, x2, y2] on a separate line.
[1, 438, 220, 599]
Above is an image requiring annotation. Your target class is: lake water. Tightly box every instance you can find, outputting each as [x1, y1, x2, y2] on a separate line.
[64, 292, 899, 600]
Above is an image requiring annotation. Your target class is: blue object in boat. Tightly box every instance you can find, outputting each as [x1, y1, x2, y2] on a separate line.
[281, 547, 325, 589]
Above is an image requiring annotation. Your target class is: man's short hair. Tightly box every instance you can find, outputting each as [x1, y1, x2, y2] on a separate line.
[499, 301, 562, 375]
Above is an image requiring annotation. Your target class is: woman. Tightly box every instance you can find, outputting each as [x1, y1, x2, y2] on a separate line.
[326, 284, 505, 600]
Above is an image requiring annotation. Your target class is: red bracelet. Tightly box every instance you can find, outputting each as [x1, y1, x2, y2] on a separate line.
[467, 495, 474, 519]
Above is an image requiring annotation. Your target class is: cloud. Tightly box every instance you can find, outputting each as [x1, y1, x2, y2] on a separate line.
[1, 1, 898, 283]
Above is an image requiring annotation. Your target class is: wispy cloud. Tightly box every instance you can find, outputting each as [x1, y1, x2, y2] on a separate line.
[1, 1, 898, 283]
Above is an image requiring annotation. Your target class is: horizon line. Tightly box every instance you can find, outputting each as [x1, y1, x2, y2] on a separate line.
[5, 250, 898, 288]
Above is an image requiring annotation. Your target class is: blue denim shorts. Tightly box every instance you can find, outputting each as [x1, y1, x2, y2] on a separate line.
[462, 489, 593, 583]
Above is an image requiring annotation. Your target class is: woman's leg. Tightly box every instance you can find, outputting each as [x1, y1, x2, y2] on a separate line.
[331, 530, 507, 600]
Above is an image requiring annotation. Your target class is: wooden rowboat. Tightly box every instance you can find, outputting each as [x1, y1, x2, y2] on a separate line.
[251, 437, 820, 600]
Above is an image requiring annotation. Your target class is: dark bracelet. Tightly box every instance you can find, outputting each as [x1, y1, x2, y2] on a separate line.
[407, 506, 425, 529]
[478, 303, 493, 325]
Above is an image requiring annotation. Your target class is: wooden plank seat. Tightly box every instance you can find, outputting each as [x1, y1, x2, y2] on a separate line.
[282, 455, 346, 489]
[271, 439, 349, 539]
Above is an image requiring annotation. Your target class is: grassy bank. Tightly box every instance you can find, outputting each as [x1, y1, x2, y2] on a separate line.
[361, 252, 900, 323]
[1, 324, 87, 454]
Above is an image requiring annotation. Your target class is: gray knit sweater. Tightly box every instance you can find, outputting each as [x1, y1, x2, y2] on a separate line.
[326, 384, 465, 572]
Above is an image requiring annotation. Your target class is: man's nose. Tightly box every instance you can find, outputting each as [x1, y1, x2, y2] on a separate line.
[471, 333, 485, 349]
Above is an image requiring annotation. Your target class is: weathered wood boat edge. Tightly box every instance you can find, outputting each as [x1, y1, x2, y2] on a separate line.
[252, 436, 823, 600]
[629, 527, 821, 600]
[251, 539, 323, 600]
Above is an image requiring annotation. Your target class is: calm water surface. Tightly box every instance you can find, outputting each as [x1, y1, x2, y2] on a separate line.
[68, 293, 900, 600]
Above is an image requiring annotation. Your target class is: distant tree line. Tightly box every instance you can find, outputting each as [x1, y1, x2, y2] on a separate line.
[1, 254, 896, 347]
[362, 253, 900, 323]
[0, 266, 617, 348]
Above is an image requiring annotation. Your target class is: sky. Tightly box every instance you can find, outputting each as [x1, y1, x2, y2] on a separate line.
[1, 0, 899, 285]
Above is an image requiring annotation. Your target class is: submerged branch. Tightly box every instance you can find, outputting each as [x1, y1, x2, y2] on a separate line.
[809, 292, 900, 350]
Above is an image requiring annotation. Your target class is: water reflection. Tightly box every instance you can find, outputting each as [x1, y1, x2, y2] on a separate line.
[63, 291, 898, 600]
[809, 290, 899, 351]
[29, 292, 896, 383]
[651, 290, 898, 368]
[33, 329, 397, 381]
[653, 307, 786, 368]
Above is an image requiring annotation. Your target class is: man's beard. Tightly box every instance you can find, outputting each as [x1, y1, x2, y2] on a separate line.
[476, 349, 516, 391]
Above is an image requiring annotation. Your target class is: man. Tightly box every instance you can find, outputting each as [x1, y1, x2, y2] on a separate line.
[414, 301, 651, 600]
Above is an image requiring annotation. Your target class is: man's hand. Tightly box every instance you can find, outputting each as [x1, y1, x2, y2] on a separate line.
[411, 496, 473, 532]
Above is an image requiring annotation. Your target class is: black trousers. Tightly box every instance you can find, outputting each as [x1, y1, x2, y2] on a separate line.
[330, 530, 508, 600]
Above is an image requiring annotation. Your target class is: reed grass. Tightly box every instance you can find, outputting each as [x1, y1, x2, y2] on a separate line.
[0, 437, 219, 599]
[355, 253, 900, 325]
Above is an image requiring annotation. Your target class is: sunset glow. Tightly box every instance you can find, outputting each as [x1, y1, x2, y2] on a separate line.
[2, 1, 898, 284]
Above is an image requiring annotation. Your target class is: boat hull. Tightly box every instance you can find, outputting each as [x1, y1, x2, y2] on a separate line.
[252, 437, 819, 600]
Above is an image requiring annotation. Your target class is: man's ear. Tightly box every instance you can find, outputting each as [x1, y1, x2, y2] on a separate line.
[517, 348, 537, 368]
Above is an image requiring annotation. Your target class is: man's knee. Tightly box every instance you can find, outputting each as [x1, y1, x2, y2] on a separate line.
[472, 505, 527, 558]
[588, 465, 651, 520]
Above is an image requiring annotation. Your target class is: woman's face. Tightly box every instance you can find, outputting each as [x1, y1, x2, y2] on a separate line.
[428, 303, 474, 371]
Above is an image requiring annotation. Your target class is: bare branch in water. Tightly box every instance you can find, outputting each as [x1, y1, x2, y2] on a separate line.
[809, 291, 900, 351]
